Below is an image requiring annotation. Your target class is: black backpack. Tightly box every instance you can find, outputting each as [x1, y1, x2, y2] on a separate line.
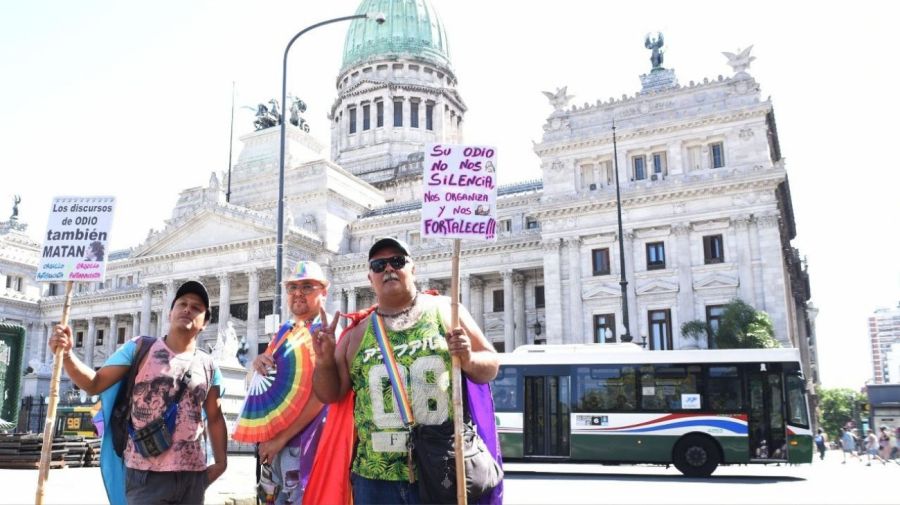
[111, 336, 156, 457]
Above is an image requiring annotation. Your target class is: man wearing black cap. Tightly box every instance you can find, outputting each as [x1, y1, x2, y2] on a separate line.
[312, 238, 499, 504]
[50, 280, 228, 504]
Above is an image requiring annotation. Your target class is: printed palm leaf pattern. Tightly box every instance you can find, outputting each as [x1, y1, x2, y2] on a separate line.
[350, 309, 453, 481]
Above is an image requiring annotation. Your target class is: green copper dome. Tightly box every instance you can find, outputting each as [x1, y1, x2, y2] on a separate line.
[341, 0, 451, 72]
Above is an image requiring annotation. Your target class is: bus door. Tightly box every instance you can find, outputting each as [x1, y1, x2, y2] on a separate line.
[523, 372, 570, 458]
[747, 364, 787, 461]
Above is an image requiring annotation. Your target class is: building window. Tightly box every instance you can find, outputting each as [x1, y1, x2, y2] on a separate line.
[710, 142, 725, 168]
[652, 152, 667, 175]
[96, 329, 104, 346]
[117, 326, 126, 345]
[393, 99, 403, 127]
[75, 331, 84, 348]
[5, 275, 22, 292]
[348, 107, 357, 134]
[231, 303, 249, 321]
[499, 219, 512, 233]
[580, 163, 597, 190]
[362, 104, 371, 130]
[646, 242, 666, 270]
[376, 101, 384, 127]
[493, 290, 504, 312]
[48, 283, 58, 296]
[534, 285, 545, 309]
[592, 248, 611, 276]
[632, 155, 646, 180]
[259, 300, 274, 318]
[408, 232, 421, 246]
[703, 234, 725, 264]
[648, 309, 673, 350]
[525, 216, 539, 229]
[210, 306, 219, 324]
[687, 145, 702, 170]
[410, 101, 419, 128]
[706, 305, 725, 348]
[426, 103, 434, 130]
[593, 314, 616, 343]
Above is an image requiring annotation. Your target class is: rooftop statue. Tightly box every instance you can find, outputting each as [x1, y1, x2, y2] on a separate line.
[243, 99, 283, 131]
[542, 86, 574, 113]
[723, 46, 756, 77]
[10, 194, 20, 221]
[288, 95, 310, 132]
[645, 32, 665, 70]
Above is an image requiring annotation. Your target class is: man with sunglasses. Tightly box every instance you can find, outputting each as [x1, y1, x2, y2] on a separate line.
[250, 260, 338, 505]
[312, 237, 499, 504]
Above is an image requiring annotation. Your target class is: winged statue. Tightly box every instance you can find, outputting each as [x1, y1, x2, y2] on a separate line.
[722, 46, 756, 75]
[542, 86, 574, 113]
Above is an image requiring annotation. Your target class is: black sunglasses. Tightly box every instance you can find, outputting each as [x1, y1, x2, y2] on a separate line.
[369, 255, 409, 273]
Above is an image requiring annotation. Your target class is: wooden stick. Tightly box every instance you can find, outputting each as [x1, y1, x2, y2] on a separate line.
[449, 239, 466, 505]
[35, 280, 74, 505]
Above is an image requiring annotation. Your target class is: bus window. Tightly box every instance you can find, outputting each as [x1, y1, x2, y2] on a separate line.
[707, 366, 742, 411]
[492, 366, 520, 411]
[785, 373, 809, 427]
[574, 366, 636, 412]
[640, 365, 701, 410]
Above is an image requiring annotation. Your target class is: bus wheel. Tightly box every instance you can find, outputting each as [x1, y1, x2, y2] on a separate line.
[673, 435, 720, 477]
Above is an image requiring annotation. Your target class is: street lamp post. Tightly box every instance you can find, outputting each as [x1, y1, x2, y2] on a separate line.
[274, 12, 386, 318]
[612, 120, 632, 342]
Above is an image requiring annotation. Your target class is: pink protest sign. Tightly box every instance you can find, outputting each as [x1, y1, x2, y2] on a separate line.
[36, 196, 116, 282]
[421, 143, 497, 241]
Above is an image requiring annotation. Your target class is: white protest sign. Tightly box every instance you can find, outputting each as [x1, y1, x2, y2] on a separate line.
[36, 196, 116, 282]
[421, 143, 497, 241]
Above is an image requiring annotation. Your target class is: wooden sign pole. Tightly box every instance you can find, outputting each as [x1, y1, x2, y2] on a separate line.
[35, 280, 74, 505]
[449, 239, 467, 505]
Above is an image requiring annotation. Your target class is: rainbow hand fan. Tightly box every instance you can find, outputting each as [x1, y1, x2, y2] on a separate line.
[232, 323, 315, 443]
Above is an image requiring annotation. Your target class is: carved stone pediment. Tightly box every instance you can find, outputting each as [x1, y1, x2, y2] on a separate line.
[635, 278, 679, 295]
[133, 210, 274, 258]
[693, 273, 739, 290]
[582, 282, 622, 299]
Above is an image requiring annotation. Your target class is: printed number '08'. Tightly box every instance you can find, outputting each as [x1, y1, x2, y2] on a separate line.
[369, 355, 449, 428]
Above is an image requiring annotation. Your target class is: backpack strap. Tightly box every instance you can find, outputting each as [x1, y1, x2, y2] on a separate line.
[114, 336, 156, 419]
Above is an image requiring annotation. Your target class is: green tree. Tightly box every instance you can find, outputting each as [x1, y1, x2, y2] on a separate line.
[714, 299, 779, 349]
[680, 320, 710, 347]
[817, 387, 865, 442]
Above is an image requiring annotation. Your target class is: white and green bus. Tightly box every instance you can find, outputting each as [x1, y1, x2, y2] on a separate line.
[490, 344, 813, 476]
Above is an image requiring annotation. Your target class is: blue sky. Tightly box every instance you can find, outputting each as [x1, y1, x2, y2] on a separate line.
[2, 0, 898, 389]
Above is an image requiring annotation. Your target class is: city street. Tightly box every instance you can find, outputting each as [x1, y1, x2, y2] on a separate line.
[2, 449, 896, 504]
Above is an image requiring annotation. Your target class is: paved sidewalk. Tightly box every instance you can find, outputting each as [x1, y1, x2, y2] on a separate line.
[1, 455, 258, 505]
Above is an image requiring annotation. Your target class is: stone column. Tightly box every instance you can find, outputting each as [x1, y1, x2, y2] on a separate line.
[513, 273, 526, 348]
[346, 287, 357, 314]
[161, 280, 174, 336]
[734, 216, 757, 306]
[140, 284, 153, 335]
[128, 312, 138, 341]
[502, 271, 515, 351]
[673, 224, 695, 346]
[461, 275, 471, 311]
[542, 239, 563, 344]
[755, 214, 789, 342]
[218, 273, 232, 328]
[469, 277, 484, 329]
[43, 323, 53, 363]
[622, 232, 639, 339]
[246, 269, 260, 363]
[85, 317, 96, 369]
[566, 237, 584, 343]
[107, 314, 118, 355]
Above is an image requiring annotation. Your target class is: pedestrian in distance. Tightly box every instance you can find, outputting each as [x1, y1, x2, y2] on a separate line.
[814, 428, 827, 460]
[865, 429, 882, 466]
[49, 281, 227, 504]
[311, 237, 502, 505]
[249, 260, 339, 505]
[840, 427, 859, 464]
